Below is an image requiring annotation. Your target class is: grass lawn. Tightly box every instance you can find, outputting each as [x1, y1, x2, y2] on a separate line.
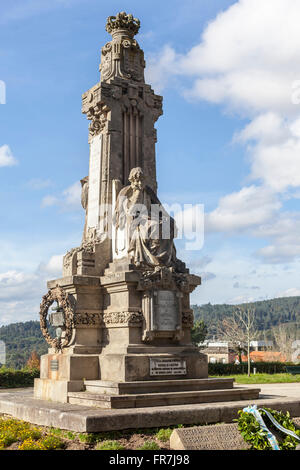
[210, 373, 300, 384]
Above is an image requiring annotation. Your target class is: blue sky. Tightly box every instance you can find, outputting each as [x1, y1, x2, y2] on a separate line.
[1, 0, 300, 325]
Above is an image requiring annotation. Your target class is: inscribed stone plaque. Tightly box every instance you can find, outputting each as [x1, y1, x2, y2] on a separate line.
[87, 133, 102, 229]
[154, 290, 179, 331]
[170, 424, 251, 450]
[150, 358, 186, 376]
[50, 360, 59, 371]
[49, 312, 65, 327]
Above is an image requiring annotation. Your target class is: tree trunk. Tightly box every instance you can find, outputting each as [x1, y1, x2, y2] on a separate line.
[247, 335, 251, 377]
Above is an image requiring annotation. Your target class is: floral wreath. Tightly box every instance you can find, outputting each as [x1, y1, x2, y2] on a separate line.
[237, 407, 300, 450]
[39, 285, 74, 351]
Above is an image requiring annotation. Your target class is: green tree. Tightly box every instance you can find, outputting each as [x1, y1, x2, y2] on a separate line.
[191, 320, 208, 346]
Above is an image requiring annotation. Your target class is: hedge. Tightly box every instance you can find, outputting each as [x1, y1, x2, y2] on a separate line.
[0, 368, 40, 388]
[208, 362, 292, 375]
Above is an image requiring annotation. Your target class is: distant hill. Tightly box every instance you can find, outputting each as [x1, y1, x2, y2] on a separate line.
[0, 321, 48, 369]
[193, 296, 300, 338]
[1, 296, 300, 369]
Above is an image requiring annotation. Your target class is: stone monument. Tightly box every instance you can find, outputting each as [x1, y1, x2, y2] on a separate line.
[34, 12, 259, 408]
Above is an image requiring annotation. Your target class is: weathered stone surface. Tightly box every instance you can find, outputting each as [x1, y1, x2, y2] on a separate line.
[171, 417, 300, 450]
[83, 378, 235, 395]
[67, 387, 260, 409]
[1, 389, 300, 433]
[170, 423, 251, 450]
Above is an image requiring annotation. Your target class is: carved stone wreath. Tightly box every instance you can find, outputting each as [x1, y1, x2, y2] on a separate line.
[39, 286, 74, 351]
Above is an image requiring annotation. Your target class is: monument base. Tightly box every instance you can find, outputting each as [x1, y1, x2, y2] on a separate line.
[34, 379, 84, 403]
[67, 377, 260, 409]
[6, 388, 300, 433]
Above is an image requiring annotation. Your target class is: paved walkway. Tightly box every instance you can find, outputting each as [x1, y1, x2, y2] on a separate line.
[1, 383, 300, 398]
[0, 387, 32, 394]
[239, 382, 300, 399]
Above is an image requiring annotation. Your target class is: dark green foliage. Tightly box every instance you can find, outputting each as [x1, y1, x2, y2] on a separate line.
[193, 296, 300, 337]
[208, 362, 291, 375]
[0, 321, 51, 369]
[191, 319, 207, 346]
[237, 407, 300, 450]
[0, 367, 40, 388]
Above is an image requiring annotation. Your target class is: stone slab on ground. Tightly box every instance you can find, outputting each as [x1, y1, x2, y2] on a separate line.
[170, 423, 251, 450]
[170, 418, 300, 450]
[1, 388, 300, 432]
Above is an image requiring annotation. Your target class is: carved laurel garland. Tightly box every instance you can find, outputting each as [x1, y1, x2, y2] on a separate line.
[39, 286, 74, 351]
[102, 311, 143, 326]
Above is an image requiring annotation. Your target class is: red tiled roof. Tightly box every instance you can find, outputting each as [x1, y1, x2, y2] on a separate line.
[238, 351, 286, 362]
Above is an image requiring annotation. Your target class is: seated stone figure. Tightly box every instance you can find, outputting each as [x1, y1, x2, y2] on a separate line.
[113, 167, 178, 268]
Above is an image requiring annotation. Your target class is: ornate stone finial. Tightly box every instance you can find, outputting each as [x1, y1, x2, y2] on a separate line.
[106, 12, 140, 37]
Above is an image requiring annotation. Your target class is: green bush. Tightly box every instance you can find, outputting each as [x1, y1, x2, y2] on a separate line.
[137, 440, 160, 450]
[0, 366, 40, 388]
[237, 407, 300, 450]
[208, 362, 291, 376]
[96, 440, 125, 450]
[155, 428, 173, 442]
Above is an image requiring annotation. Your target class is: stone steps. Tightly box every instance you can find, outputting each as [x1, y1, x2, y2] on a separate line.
[83, 378, 235, 395]
[68, 387, 260, 409]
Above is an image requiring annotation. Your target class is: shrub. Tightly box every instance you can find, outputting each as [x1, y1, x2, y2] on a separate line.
[208, 361, 291, 376]
[96, 440, 125, 450]
[78, 432, 98, 444]
[18, 438, 46, 450]
[137, 440, 160, 450]
[40, 435, 65, 450]
[0, 366, 40, 388]
[155, 428, 173, 442]
[0, 418, 42, 449]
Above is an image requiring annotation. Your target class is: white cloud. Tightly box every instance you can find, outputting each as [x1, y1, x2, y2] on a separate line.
[0, 145, 17, 167]
[62, 181, 81, 207]
[0, 253, 64, 325]
[253, 212, 300, 263]
[199, 272, 216, 282]
[26, 178, 53, 190]
[153, 0, 300, 116]
[38, 254, 63, 277]
[147, 0, 300, 265]
[42, 181, 81, 210]
[275, 287, 300, 298]
[145, 45, 178, 94]
[227, 294, 255, 305]
[0, 270, 39, 303]
[41, 195, 59, 207]
[206, 185, 280, 233]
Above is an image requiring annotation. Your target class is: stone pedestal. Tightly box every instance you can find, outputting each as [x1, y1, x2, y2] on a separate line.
[34, 275, 102, 403]
[35, 263, 208, 403]
[98, 263, 206, 385]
